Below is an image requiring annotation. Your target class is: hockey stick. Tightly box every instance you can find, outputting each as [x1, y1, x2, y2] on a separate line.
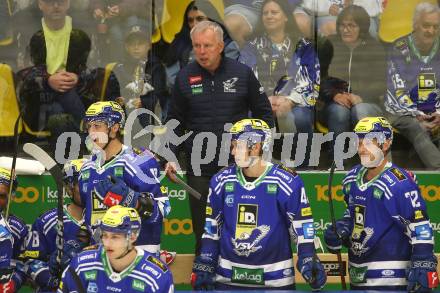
[170, 173, 201, 200]
[328, 161, 347, 290]
[4, 112, 21, 220]
[22, 143, 64, 276]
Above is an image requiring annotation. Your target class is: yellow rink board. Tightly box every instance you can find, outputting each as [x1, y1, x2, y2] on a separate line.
[169, 253, 440, 284]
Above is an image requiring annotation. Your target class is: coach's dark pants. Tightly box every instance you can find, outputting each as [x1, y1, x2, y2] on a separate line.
[187, 174, 211, 256]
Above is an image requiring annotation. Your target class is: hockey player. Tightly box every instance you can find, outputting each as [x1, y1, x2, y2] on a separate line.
[25, 158, 90, 291]
[0, 167, 28, 293]
[58, 205, 174, 292]
[191, 118, 326, 290]
[79, 101, 170, 254]
[324, 117, 438, 291]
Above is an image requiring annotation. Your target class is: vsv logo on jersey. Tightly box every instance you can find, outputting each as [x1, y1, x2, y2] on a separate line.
[233, 204, 269, 257]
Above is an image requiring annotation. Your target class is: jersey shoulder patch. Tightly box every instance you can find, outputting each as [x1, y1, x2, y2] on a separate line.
[40, 208, 57, 222]
[276, 164, 297, 176]
[8, 215, 27, 231]
[146, 255, 168, 272]
[213, 165, 235, 182]
[82, 244, 99, 251]
[389, 167, 407, 182]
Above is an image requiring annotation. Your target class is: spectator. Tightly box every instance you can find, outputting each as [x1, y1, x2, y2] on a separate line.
[0, 0, 15, 68]
[385, 2, 440, 169]
[164, 0, 240, 90]
[294, 0, 351, 37]
[16, 0, 120, 153]
[113, 25, 167, 127]
[224, 0, 300, 45]
[294, 0, 383, 38]
[318, 5, 386, 163]
[91, 0, 152, 62]
[239, 0, 319, 168]
[165, 21, 273, 255]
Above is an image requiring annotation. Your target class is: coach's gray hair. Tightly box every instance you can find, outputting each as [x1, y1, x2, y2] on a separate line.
[413, 2, 440, 28]
[190, 20, 224, 43]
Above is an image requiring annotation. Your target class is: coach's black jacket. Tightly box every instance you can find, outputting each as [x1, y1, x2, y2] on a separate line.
[168, 57, 274, 177]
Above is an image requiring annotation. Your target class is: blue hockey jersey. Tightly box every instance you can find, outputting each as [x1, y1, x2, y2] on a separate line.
[240, 37, 320, 107]
[25, 206, 85, 261]
[1, 214, 28, 288]
[341, 163, 434, 289]
[0, 215, 13, 269]
[386, 34, 440, 116]
[79, 146, 170, 250]
[201, 163, 316, 288]
[58, 246, 174, 293]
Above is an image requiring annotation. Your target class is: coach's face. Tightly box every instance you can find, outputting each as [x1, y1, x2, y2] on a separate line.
[192, 29, 224, 73]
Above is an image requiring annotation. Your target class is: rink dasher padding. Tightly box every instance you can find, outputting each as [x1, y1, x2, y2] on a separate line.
[10, 171, 440, 284]
[167, 253, 440, 285]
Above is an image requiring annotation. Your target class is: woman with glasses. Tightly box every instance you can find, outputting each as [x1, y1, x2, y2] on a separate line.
[239, 0, 319, 168]
[318, 5, 386, 166]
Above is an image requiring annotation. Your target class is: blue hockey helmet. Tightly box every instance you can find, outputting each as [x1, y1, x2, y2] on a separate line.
[354, 117, 393, 144]
[100, 205, 141, 236]
[0, 167, 18, 191]
[83, 101, 125, 129]
[230, 119, 272, 152]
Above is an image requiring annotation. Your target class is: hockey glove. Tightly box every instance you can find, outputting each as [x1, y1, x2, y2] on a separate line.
[0, 280, 15, 293]
[324, 219, 351, 253]
[137, 192, 155, 219]
[27, 259, 60, 291]
[94, 176, 138, 208]
[191, 255, 216, 290]
[297, 254, 327, 291]
[408, 254, 439, 293]
[49, 239, 86, 276]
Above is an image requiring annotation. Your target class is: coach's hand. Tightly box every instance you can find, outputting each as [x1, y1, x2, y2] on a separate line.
[165, 162, 178, 183]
